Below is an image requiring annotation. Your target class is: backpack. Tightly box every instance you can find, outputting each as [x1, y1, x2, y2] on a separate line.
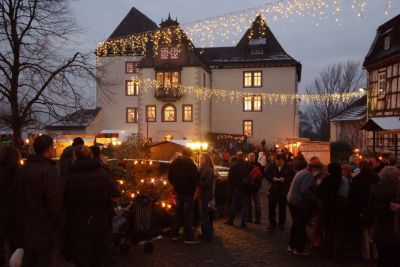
[242, 165, 262, 193]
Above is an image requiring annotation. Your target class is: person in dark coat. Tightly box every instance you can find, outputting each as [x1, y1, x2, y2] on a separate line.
[0, 146, 21, 266]
[197, 153, 215, 242]
[64, 145, 119, 267]
[369, 166, 400, 267]
[59, 137, 84, 193]
[224, 151, 251, 228]
[316, 163, 348, 260]
[14, 135, 63, 267]
[265, 154, 294, 230]
[349, 159, 379, 260]
[168, 147, 200, 244]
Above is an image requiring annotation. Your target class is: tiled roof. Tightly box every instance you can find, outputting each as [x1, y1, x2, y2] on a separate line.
[103, 9, 301, 79]
[363, 13, 400, 68]
[107, 7, 158, 40]
[197, 16, 301, 80]
[46, 108, 101, 130]
[331, 95, 367, 122]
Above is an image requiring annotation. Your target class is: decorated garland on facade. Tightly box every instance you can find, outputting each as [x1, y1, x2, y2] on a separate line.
[134, 78, 365, 105]
[95, 0, 392, 54]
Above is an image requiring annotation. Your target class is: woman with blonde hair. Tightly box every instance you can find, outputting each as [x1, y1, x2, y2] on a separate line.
[197, 153, 215, 242]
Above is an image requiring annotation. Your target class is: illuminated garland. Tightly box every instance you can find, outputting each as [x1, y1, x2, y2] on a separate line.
[96, 0, 392, 54]
[96, 27, 194, 57]
[135, 78, 365, 105]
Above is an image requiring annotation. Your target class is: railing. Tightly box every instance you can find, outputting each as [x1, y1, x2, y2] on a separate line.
[154, 86, 183, 102]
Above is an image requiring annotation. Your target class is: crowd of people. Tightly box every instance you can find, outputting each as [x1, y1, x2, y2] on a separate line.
[1, 134, 400, 267]
[220, 146, 400, 267]
[0, 135, 119, 267]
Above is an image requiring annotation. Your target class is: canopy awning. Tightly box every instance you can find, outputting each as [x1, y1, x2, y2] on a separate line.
[361, 116, 400, 133]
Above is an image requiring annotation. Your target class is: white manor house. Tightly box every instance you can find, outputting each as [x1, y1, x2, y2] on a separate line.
[48, 7, 302, 144]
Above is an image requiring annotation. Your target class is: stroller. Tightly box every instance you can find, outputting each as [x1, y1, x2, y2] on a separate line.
[112, 196, 153, 254]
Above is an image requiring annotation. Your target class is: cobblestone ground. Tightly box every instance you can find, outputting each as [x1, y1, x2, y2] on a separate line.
[117, 182, 376, 267]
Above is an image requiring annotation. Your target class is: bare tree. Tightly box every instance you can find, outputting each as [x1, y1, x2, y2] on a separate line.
[0, 0, 106, 150]
[301, 61, 366, 141]
[299, 111, 318, 140]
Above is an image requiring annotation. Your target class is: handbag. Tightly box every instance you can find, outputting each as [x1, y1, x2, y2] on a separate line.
[9, 248, 24, 267]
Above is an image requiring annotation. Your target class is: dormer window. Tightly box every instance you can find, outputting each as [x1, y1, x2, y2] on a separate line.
[251, 46, 263, 55]
[384, 36, 390, 50]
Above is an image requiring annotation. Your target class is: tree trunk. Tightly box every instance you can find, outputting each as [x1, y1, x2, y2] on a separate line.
[12, 124, 24, 153]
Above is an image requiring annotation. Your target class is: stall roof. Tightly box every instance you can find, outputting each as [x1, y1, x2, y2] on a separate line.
[330, 96, 367, 122]
[45, 108, 101, 131]
[149, 140, 188, 147]
[361, 116, 400, 132]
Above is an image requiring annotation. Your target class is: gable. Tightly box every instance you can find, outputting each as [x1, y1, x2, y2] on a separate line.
[108, 7, 158, 40]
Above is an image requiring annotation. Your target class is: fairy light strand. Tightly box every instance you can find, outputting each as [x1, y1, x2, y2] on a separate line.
[132, 78, 365, 105]
[96, 0, 391, 56]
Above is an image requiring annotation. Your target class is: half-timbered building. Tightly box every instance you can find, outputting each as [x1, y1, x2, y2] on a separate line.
[362, 14, 400, 159]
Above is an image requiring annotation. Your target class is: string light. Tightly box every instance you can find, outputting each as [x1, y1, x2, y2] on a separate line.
[95, 0, 388, 54]
[216, 134, 247, 142]
[133, 78, 365, 105]
[384, 0, 392, 15]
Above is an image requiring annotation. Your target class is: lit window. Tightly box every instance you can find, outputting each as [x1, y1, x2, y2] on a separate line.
[172, 72, 179, 88]
[162, 104, 176, 122]
[243, 71, 262, 87]
[183, 105, 193, 122]
[146, 105, 156, 122]
[243, 95, 262, 112]
[244, 96, 252, 111]
[156, 72, 163, 88]
[126, 79, 139, 96]
[161, 48, 169, 59]
[384, 36, 390, 50]
[126, 108, 137, 123]
[253, 96, 262, 111]
[253, 72, 262, 87]
[243, 120, 253, 137]
[156, 71, 180, 89]
[126, 62, 138, 74]
[244, 72, 252, 87]
[170, 47, 179, 59]
[164, 72, 171, 88]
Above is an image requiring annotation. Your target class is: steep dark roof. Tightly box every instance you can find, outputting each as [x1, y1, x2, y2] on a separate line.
[331, 95, 367, 122]
[46, 108, 101, 131]
[363, 14, 400, 68]
[108, 7, 158, 40]
[197, 16, 301, 80]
